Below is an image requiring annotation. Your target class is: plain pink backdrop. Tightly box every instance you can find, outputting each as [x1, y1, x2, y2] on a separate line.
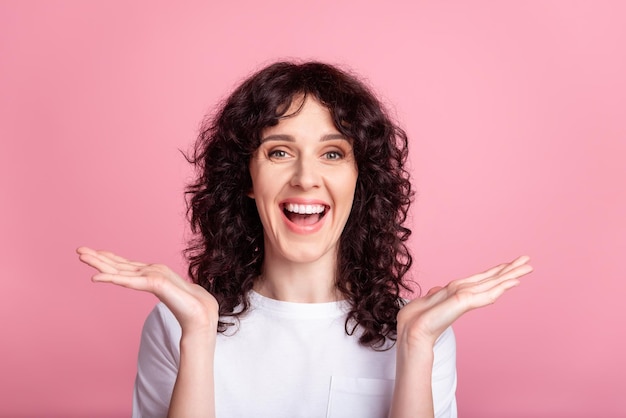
[1, 1, 624, 417]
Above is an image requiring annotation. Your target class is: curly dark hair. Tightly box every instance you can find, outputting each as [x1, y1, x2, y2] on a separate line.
[186, 61, 413, 349]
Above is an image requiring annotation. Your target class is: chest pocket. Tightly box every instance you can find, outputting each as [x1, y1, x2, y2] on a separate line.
[326, 376, 394, 418]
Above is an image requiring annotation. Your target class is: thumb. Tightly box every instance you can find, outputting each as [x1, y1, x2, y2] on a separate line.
[425, 286, 443, 297]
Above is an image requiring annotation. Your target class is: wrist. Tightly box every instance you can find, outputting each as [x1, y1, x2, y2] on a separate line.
[397, 335, 435, 362]
[397, 321, 438, 352]
[179, 305, 219, 337]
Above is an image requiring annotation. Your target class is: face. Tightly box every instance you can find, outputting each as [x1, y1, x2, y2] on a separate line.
[248, 96, 358, 266]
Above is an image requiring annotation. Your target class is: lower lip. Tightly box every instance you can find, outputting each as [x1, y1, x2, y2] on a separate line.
[281, 209, 328, 234]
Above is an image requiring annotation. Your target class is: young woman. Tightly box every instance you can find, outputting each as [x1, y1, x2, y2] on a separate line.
[78, 61, 532, 418]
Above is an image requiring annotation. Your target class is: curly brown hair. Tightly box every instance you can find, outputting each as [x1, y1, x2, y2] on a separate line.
[186, 61, 413, 349]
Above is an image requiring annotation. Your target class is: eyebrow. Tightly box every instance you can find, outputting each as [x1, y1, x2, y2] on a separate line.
[260, 133, 348, 143]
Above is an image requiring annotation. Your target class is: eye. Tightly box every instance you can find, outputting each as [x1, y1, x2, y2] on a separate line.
[268, 149, 289, 159]
[324, 150, 344, 160]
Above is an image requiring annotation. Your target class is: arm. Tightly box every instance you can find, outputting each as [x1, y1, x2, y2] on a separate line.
[77, 247, 218, 418]
[168, 328, 216, 418]
[389, 255, 533, 418]
[391, 338, 437, 418]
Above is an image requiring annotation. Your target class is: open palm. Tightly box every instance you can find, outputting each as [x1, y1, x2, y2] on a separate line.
[77, 247, 219, 333]
[398, 256, 533, 346]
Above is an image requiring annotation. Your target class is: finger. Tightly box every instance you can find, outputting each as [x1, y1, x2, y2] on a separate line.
[78, 252, 119, 274]
[77, 246, 100, 257]
[498, 262, 533, 282]
[92, 273, 158, 293]
[98, 250, 145, 267]
[458, 255, 531, 286]
[456, 262, 510, 285]
[77, 247, 144, 267]
[468, 263, 508, 282]
[94, 251, 144, 272]
[426, 286, 443, 297]
[417, 286, 446, 307]
[469, 263, 533, 295]
[497, 255, 531, 277]
[469, 274, 524, 308]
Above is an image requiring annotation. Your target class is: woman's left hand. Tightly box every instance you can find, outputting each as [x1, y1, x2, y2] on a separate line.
[397, 255, 533, 348]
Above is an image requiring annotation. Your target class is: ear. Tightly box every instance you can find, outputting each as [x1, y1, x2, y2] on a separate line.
[247, 189, 255, 199]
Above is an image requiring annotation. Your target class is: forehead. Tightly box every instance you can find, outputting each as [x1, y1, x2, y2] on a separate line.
[262, 96, 339, 137]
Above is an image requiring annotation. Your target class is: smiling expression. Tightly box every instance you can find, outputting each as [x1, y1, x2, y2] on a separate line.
[248, 96, 358, 266]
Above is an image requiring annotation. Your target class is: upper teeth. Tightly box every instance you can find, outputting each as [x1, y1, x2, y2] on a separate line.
[285, 203, 325, 214]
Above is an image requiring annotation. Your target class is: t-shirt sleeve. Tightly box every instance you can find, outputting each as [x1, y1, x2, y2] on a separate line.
[132, 303, 181, 418]
[432, 326, 458, 418]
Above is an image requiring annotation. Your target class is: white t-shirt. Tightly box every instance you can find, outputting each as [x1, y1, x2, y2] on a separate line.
[132, 291, 457, 418]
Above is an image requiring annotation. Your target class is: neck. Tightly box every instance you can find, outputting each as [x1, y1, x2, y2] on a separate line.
[253, 245, 343, 303]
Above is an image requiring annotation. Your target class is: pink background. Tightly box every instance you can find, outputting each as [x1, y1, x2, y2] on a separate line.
[1, 1, 624, 417]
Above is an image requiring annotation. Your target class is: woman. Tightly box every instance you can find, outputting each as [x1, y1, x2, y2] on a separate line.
[78, 61, 532, 418]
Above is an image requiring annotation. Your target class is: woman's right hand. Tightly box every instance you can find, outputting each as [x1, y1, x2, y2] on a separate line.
[77, 246, 219, 334]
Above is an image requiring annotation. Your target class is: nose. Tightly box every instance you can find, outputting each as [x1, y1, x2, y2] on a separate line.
[290, 157, 321, 190]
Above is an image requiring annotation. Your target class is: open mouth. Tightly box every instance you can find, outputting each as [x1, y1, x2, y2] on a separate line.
[282, 203, 328, 227]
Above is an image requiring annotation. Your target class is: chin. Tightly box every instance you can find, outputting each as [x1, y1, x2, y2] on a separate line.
[278, 244, 335, 265]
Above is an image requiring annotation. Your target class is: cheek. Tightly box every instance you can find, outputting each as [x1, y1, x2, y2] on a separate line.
[343, 172, 358, 198]
[249, 178, 279, 219]
[248, 162, 268, 199]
